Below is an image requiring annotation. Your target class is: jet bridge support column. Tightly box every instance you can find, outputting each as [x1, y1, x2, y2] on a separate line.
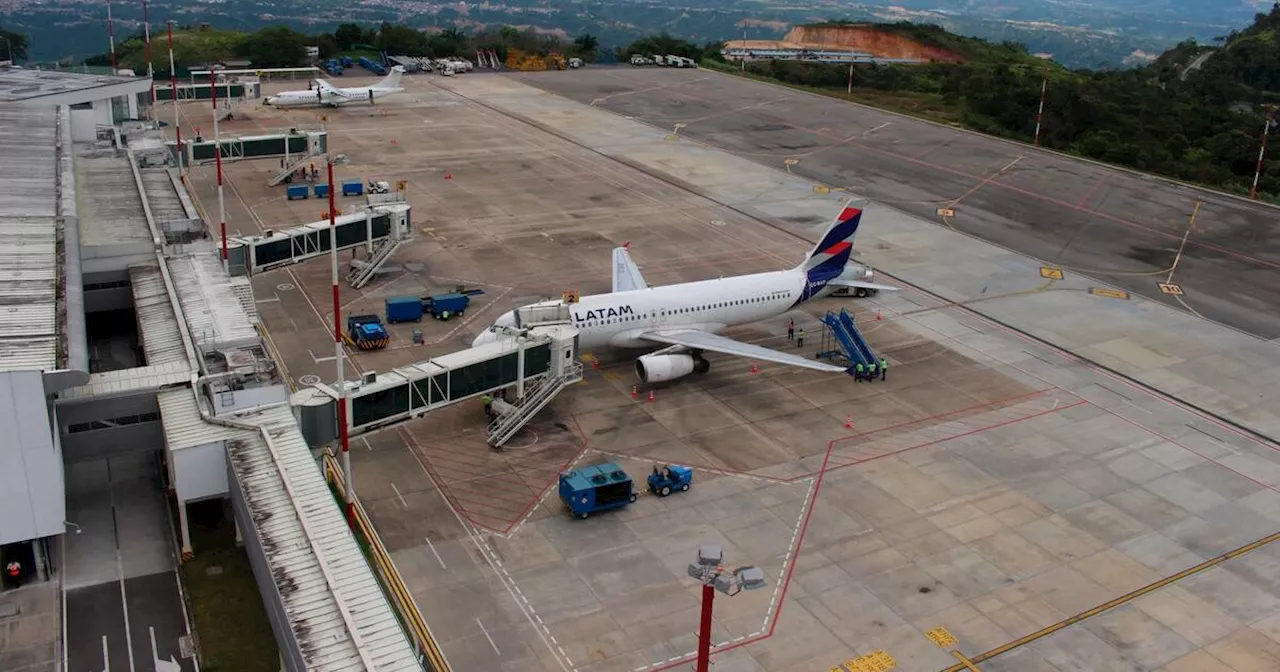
[517, 337, 526, 398]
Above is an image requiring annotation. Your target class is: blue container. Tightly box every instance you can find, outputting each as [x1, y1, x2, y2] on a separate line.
[314, 183, 330, 198]
[342, 179, 364, 197]
[559, 463, 635, 519]
[385, 296, 425, 323]
[286, 185, 308, 200]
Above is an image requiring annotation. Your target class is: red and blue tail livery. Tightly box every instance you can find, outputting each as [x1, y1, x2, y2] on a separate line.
[796, 205, 863, 303]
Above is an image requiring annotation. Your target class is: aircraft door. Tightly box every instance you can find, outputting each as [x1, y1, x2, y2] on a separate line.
[368, 89, 374, 104]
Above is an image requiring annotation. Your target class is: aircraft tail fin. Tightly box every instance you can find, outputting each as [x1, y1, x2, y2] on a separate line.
[376, 66, 405, 90]
[797, 202, 863, 280]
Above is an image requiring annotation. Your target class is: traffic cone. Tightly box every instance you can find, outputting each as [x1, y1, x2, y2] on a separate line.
[443, 172, 452, 180]
[648, 390, 656, 403]
[844, 416, 853, 429]
[631, 385, 638, 399]
[875, 309, 883, 321]
[751, 363, 759, 374]
[592, 359, 600, 370]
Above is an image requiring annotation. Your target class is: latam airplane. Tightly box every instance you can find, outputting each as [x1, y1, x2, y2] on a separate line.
[473, 204, 899, 383]
[263, 66, 406, 108]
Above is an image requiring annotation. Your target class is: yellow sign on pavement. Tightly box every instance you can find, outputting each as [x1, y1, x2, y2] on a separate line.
[1089, 287, 1130, 300]
[784, 158, 799, 165]
[814, 185, 831, 194]
[1039, 267, 1064, 280]
[1158, 282, 1184, 296]
[936, 207, 956, 217]
[925, 627, 959, 648]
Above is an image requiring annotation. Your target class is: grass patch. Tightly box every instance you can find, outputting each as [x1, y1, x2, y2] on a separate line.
[181, 510, 279, 672]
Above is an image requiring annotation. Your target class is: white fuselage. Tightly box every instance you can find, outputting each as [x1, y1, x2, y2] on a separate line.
[562, 268, 814, 349]
[264, 86, 403, 108]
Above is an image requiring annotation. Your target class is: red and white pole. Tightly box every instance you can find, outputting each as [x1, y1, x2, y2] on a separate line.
[106, 0, 116, 71]
[167, 22, 185, 183]
[1033, 74, 1047, 147]
[695, 583, 715, 672]
[143, 0, 154, 106]
[328, 161, 356, 528]
[1249, 106, 1275, 200]
[211, 70, 227, 270]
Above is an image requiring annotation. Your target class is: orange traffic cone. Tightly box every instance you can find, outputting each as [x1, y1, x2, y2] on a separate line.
[844, 416, 853, 429]
[648, 390, 656, 403]
[443, 172, 452, 180]
[631, 385, 638, 399]
[751, 363, 760, 374]
[875, 309, 883, 321]
[592, 359, 600, 370]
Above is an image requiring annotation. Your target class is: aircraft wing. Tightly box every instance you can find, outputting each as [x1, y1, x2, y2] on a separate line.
[638, 329, 849, 373]
[612, 246, 648, 293]
[315, 79, 354, 98]
[828, 279, 901, 292]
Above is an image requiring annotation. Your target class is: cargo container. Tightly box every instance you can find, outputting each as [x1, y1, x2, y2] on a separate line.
[314, 183, 330, 198]
[385, 296, 425, 323]
[342, 179, 364, 197]
[286, 185, 309, 200]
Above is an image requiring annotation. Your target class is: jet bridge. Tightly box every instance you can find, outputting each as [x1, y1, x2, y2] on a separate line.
[167, 127, 327, 167]
[294, 305, 582, 449]
[228, 197, 411, 276]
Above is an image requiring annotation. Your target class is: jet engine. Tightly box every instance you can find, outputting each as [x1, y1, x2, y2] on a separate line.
[634, 353, 710, 383]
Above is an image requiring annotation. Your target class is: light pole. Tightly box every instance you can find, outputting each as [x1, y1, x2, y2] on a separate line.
[686, 544, 767, 672]
[325, 154, 355, 528]
[1250, 105, 1277, 200]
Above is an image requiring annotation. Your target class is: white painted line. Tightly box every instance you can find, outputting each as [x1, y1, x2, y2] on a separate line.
[308, 349, 337, 364]
[863, 122, 892, 137]
[390, 482, 408, 509]
[1001, 155, 1025, 173]
[360, 436, 373, 451]
[150, 626, 158, 660]
[476, 617, 502, 656]
[102, 635, 110, 672]
[423, 535, 447, 569]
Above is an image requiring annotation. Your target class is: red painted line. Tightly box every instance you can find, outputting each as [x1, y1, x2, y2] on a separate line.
[660, 87, 1280, 271]
[1075, 176, 1106, 208]
[440, 479, 540, 507]
[827, 401, 1089, 472]
[492, 413, 592, 536]
[1091, 402, 1280, 495]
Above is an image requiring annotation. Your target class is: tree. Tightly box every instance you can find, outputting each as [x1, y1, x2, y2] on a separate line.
[572, 33, 599, 62]
[334, 23, 364, 50]
[0, 27, 29, 62]
[376, 23, 427, 56]
[316, 33, 338, 59]
[239, 26, 308, 68]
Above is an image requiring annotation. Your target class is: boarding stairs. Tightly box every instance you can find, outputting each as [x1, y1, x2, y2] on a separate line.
[346, 237, 402, 289]
[819, 308, 878, 367]
[487, 362, 583, 449]
[268, 151, 327, 187]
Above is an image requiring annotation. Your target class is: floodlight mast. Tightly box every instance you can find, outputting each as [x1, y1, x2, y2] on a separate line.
[686, 545, 765, 672]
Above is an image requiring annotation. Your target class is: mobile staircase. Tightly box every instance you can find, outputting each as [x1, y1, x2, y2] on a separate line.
[346, 236, 403, 289]
[487, 360, 584, 449]
[819, 308, 878, 368]
[268, 151, 327, 187]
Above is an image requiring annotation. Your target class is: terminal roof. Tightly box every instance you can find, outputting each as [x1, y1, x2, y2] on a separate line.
[0, 106, 60, 373]
[0, 66, 146, 103]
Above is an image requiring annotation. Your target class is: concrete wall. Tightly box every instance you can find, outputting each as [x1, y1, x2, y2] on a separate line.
[80, 244, 154, 276]
[173, 442, 229, 502]
[83, 270, 133, 314]
[58, 391, 163, 463]
[0, 371, 66, 545]
[227, 450, 306, 672]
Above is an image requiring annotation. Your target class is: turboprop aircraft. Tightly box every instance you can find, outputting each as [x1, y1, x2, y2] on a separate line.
[473, 203, 899, 383]
[264, 66, 405, 108]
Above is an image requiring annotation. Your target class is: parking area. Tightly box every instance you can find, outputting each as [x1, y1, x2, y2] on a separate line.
[172, 71, 1280, 672]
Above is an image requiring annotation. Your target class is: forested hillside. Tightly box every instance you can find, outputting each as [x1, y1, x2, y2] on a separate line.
[731, 8, 1280, 200]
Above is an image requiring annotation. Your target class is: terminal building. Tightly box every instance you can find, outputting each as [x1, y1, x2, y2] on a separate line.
[0, 63, 426, 671]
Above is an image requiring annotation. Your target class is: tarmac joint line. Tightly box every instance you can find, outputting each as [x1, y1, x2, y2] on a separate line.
[936, 528, 1280, 672]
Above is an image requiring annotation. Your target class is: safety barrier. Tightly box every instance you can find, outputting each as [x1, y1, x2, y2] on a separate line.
[323, 453, 451, 672]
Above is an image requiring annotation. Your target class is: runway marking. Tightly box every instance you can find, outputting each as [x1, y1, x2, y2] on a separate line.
[863, 121, 893, 137]
[390, 482, 408, 509]
[102, 635, 110, 672]
[476, 617, 502, 656]
[308, 349, 337, 363]
[947, 155, 1024, 208]
[360, 436, 373, 451]
[423, 535, 447, 569]
[937, 529, 1280, 671]
[1164, 199, 1203, 285]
